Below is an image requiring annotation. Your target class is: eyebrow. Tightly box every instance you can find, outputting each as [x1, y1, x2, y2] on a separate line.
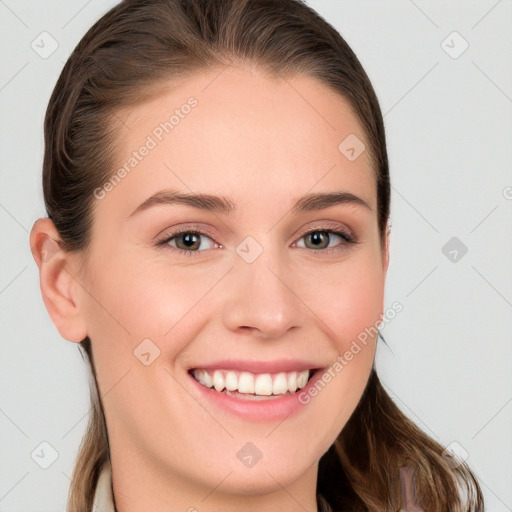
[128, 188, 372, 218]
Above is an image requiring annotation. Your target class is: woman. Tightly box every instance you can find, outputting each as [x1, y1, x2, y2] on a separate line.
[29, 0, 484, 510]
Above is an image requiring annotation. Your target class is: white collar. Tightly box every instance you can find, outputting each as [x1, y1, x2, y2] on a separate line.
[91, 461, 116, 512]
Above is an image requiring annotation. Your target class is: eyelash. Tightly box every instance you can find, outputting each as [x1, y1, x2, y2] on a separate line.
[155, 224, 358, 258]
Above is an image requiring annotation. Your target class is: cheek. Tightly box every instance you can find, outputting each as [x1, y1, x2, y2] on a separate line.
[304, 255, 384, 431]
[84, 247, 210, 338]
[309, 254, 385, 349]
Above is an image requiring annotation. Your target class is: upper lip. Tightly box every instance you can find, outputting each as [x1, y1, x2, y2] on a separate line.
[188, 359, 323, 374]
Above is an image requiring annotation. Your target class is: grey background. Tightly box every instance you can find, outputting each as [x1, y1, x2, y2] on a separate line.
[1, 0, 511, 510]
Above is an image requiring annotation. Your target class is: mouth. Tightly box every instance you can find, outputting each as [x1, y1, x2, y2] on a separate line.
[188, 367, 320, 401]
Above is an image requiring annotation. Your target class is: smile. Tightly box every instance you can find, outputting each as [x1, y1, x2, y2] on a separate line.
[190, 368, 315, 400]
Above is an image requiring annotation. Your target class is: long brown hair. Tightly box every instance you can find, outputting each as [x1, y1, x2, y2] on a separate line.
[40, 0, 484, 510]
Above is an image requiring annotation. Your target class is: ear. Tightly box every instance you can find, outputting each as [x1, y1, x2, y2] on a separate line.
[29, 218, 88, 343]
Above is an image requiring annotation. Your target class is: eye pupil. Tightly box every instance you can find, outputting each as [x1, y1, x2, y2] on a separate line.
[179, 233, 200, 250]
[307, 231, 329, 249]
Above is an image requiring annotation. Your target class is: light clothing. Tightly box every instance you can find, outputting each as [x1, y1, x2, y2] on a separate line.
[91, 461, 333, 512]
[91, 461, 116, 512]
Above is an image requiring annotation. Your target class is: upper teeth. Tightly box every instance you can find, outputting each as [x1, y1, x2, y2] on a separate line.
[192, 369, 311, 396]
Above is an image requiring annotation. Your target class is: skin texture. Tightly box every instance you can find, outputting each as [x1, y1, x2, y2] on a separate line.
[30, 64, 389, 512]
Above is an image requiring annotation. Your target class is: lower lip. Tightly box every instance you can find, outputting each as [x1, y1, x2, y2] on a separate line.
[188, 368, 325, 422]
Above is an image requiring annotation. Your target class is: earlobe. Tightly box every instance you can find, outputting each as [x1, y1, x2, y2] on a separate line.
[29, 218, 88, 343]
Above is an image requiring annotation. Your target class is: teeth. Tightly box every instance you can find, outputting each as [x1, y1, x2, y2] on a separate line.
[212, 370, 225, 392]
[273, 372, 288, 395]
[254, 374, 273, 396]
[192, 368, 312, 396]
[297, 370, 308, 388]
[287, 371, 297, 392]
[202, 369, 212, 388]
[238, 372, 254, 394]
[225, 370, 238, 391]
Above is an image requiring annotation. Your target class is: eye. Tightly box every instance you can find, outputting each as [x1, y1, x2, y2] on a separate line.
[295, 228, 356, 254]
[156, 229, 220, 257]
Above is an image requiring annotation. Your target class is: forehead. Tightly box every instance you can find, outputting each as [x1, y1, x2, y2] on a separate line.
[98, 65, 376, 222]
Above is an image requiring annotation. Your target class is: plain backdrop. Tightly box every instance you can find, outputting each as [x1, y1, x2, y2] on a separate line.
[0, 1, 511, 510]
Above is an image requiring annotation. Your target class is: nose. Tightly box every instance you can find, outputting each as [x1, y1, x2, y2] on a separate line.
[221, 244, 305, 340]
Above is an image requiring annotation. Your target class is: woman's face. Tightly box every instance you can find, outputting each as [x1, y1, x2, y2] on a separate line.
[65, 65, 388, 505]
